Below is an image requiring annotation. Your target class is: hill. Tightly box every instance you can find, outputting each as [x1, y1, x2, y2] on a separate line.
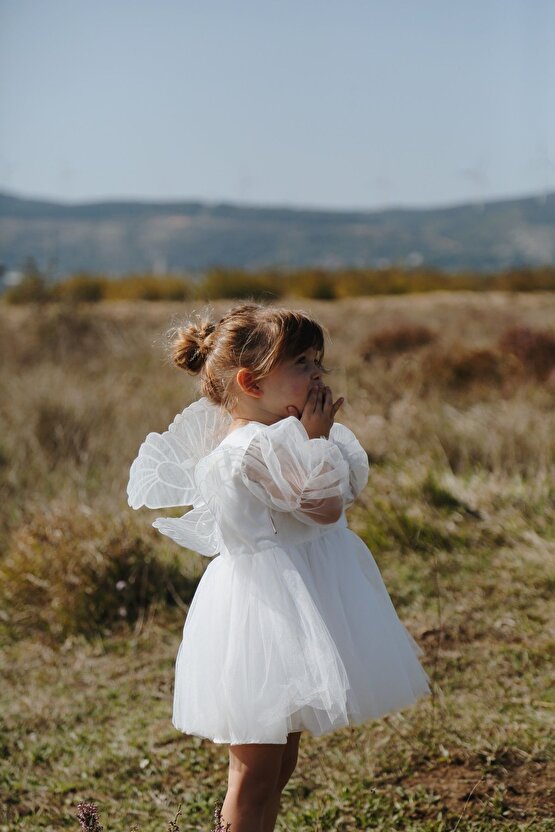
[1, 189, 554, 276]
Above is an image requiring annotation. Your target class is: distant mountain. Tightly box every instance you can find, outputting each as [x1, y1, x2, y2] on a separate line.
[1, 190, 554, 276]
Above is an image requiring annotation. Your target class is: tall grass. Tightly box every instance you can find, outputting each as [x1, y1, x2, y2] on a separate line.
[1, 293, 554, 637]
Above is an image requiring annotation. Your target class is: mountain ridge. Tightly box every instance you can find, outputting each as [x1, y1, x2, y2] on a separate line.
[1, 189, 554, 276]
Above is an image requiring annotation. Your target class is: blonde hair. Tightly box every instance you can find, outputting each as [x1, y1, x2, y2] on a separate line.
[169, 302, 328, 412]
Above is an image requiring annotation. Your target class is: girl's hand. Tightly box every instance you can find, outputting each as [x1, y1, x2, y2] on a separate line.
[288, 384, 344, 439]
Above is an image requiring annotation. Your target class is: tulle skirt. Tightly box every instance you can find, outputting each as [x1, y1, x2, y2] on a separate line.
[172, 527, 431, 744]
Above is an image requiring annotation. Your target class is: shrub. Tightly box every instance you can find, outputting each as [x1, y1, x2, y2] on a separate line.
[286, 270, 337, 300]
[421, 346, 516, 392]
[3, 272, 52, 304]
[52, 273, 108, 302]
[493, 266, 555, 292]
[498, 325, 555, 381]
[103, 274, 192, 301]
[360, 324, 436, 360]
[443, 347, 508, 389]
[197, 268, 285, 300]
[0, 503, 199, 643]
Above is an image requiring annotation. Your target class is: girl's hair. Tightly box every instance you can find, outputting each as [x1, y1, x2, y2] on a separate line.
[169, 302, 328, 411]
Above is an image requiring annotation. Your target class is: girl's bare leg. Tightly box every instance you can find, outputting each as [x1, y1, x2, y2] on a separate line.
[220, 742, 285, 832]
[262, 732, 302, 832]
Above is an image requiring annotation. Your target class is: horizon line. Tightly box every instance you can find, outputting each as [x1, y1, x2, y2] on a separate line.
[0, 185, 553, 216]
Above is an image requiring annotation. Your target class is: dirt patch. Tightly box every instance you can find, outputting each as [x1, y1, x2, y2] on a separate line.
[401, 758, 555, 821]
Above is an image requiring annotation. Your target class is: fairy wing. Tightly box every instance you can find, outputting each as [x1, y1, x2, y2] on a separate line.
[127, 397, 231, 556]
[151, 504, 222, 557]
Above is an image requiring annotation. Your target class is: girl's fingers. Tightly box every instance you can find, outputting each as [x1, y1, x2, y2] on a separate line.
[305, 384, 338, 418]
[305, 385, 318, 414]
[332, 397, 344, 417]
[314, 385, 322, 413]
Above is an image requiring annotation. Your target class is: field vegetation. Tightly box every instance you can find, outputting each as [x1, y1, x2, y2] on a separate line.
[3, 262, 555, 305]
[0, 289, 554, 830]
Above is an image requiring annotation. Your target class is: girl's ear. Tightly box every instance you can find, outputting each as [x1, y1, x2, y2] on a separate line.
[236, 368, 262, 398]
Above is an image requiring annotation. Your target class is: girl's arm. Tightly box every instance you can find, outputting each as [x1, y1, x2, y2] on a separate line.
[240, 417, 351, 527]
[300, 379, 369, 509]
[299, 494, 344, 525]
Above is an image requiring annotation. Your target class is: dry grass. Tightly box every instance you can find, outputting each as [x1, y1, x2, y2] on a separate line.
[0, 501, 198, 643]
[0, 291, 554, 830]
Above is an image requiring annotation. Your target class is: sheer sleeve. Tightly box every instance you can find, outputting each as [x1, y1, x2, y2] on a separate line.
[239, 417, 351, 526]
[328, 422, 370, 508]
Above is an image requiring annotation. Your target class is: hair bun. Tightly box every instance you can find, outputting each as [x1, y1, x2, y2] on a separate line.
[172, 319, 216, 374]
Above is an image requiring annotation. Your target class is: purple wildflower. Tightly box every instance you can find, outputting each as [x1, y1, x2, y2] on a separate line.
[76, 802, 104, 832]
[213, 802, 232, 831]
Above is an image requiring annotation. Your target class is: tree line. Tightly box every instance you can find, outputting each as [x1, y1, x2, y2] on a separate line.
[2, 258, 555, 304]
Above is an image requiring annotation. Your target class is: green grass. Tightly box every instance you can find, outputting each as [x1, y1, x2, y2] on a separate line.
[1, 497, 553, 830]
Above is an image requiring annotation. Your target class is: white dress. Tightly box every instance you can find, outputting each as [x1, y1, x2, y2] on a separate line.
[127, 397, 431, 745]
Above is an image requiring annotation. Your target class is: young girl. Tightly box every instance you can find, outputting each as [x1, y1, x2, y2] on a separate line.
[127, 302, 431, 831]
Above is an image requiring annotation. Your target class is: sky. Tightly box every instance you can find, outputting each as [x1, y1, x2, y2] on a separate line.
[0, 0, 554, 211]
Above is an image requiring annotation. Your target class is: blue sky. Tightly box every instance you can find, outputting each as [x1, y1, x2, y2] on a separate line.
[1, 0, 554, 210]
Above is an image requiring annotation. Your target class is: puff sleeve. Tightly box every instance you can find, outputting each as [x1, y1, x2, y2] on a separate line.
[328, 422, 369, 508]
[239, 417, 353, 526]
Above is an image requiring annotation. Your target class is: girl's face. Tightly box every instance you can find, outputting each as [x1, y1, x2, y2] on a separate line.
[256, 346, 324, 421]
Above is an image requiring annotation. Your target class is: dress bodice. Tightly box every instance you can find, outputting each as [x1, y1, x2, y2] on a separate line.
[127, 397, 369, 558]
[195, 425, 350, 558]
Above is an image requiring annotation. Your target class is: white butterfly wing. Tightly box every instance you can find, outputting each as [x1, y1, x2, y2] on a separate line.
[127, 429, 198, 509]
[127, 397, 231, 557]
[152, 505, 221, 556]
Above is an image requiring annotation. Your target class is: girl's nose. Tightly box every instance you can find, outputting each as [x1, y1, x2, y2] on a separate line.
[311, 364, 322, 380]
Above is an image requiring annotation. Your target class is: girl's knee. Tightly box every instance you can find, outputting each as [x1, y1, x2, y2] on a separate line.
[227, 744, 284, 806]
[276, 757, 298, 791]
[276, 742, 300, 791]
[227, 773, 279, 810]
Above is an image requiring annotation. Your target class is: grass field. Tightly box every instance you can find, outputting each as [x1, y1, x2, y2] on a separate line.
[1, 292, 554, 831]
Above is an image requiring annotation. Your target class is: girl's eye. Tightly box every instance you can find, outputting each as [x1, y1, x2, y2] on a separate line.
[296, 355, 322, 369]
